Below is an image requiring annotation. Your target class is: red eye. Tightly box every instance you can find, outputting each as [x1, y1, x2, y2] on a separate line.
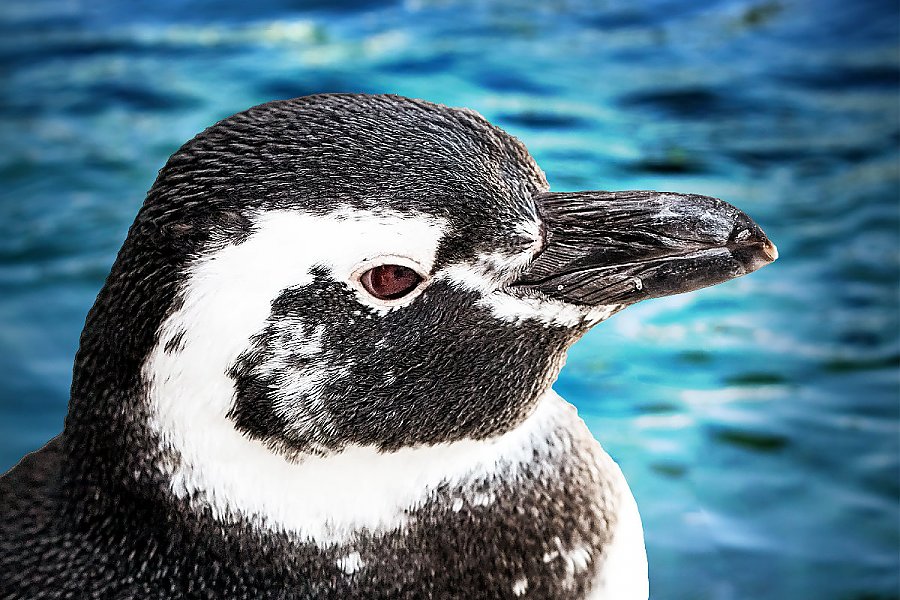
[359, 264, 423, 300]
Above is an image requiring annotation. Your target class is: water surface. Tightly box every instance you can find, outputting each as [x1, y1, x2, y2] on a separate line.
[1, 1, 898, 598]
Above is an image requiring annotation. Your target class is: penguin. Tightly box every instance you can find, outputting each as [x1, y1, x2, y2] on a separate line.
[0, 93, 776, 599]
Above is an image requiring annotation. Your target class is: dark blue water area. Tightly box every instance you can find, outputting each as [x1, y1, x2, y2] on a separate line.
[0, 0, 897, 597]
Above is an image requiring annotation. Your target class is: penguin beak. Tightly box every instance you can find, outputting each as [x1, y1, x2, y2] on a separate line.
[511, 190, 777, 307]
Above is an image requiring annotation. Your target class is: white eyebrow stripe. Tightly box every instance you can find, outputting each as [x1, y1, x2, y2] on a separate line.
[438, 264, 620, 327]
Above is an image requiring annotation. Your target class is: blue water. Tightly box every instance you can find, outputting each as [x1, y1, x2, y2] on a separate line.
[1, 0, 897, 597]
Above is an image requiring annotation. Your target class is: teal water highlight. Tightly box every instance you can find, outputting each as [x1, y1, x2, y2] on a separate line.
[0, 0, 897, 598]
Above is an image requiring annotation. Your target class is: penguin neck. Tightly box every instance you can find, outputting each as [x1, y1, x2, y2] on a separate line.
[144, 377, 588, 545]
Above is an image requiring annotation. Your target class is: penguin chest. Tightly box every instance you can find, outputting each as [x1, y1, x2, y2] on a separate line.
[144, 393, 648, 598]
[337, 464, 624, 599]
[264, 444, 646, 599]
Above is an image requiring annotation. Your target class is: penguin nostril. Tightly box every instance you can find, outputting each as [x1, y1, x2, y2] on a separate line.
[360, 264, 423, 300]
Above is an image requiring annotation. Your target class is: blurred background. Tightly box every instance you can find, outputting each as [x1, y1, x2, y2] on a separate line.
[0, 0, 897, 598]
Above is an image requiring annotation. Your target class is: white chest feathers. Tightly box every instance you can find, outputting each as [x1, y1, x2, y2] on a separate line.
[590, 473, 649, 600]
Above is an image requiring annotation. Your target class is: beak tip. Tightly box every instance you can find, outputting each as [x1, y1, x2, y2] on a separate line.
[763, 239, 779, 263]
[732, 235, 778, 274]
[729, 214, 777, 272]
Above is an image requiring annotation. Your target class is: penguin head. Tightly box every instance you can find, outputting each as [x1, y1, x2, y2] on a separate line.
[69, 94, 776, 469]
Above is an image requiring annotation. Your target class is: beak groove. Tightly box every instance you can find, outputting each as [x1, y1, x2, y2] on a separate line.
[512, 190, 777, 307]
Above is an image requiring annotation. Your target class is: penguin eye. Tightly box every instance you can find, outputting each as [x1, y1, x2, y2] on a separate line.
[359, 264, 423, 300]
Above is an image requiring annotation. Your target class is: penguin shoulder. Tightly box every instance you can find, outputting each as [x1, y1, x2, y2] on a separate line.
[1, 436, 66, 591]
[1, 435, 64, 511]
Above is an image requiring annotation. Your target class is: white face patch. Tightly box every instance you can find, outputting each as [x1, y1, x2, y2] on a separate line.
[145, 207, 448, 538]
[439, 263, 621, 328]
[223, 208, 444, 312]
